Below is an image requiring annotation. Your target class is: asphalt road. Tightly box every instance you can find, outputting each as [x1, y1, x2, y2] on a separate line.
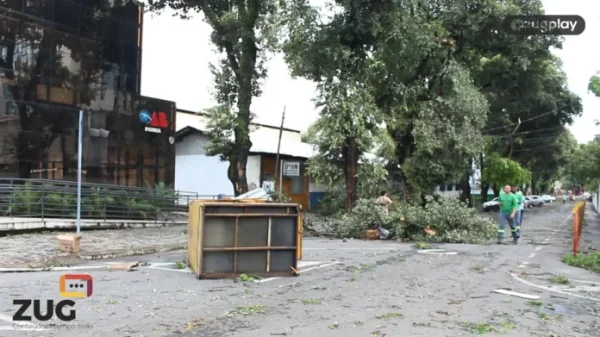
[1, 202, 599, 337]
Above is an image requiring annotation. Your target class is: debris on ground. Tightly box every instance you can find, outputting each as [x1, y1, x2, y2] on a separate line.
[108, 261, 140, 271]
[493, 289, 540, 300]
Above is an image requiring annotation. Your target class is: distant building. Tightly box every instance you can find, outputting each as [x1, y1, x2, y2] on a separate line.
[175, 110, 314, 209]
[0, 1, 176, 187]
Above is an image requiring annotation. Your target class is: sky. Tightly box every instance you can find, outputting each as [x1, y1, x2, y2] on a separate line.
[140, 1, 600, 143]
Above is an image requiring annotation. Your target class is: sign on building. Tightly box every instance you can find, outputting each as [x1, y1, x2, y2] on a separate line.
[262, 181, 274, 192]
[282, 162, 300, 176]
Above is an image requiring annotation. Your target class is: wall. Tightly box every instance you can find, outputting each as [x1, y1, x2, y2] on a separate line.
[592, 186, 600, 212]
[175, 133, 233, 196]
[247, 155, 261, 190]
[309, 177, 326, 210]
[262, 155, 309, 210]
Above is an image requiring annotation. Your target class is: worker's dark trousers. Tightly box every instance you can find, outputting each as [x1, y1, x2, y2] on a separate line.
[498, 212, 518, 241]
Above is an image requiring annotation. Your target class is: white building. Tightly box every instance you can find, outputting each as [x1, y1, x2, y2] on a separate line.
[174, 109, 318, 209]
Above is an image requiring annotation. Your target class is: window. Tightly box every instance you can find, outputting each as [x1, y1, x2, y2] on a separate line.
[439, 185, 446, 192]
[446, 184, 454, 191]
[290, 162, 304, 194]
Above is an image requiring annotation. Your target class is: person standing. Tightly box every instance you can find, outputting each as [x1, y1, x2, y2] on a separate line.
[376, 191, 393, 213]
[563, 193, 567, 204]
[498, 184, 519, 244]
[512, 185, 524, 237]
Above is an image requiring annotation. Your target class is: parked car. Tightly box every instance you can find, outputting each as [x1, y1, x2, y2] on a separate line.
[528, 195, 545, 207]
[540, 194, 556, 203]
[482, 198, 500, 212]
[524, 196, 533, 208]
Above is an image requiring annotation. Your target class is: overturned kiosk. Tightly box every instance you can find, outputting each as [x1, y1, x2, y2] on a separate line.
[187, 188, 303, 279]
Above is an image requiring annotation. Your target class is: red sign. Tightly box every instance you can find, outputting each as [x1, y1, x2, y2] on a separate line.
[149, 111, 168, 128]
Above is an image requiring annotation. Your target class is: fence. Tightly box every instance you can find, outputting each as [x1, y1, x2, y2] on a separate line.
[572, 201, 585, 256]
[0, 178, 225, 221]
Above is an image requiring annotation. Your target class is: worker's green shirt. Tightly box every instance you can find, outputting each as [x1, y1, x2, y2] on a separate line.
[499, 192, 517, 214]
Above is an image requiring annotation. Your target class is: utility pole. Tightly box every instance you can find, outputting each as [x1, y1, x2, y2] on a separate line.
[274, 106, 286, 193]
[76, 108, 83, 234]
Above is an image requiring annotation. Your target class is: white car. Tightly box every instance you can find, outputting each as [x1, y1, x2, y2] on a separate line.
[482, 198, 500, 212]
[540, 195, 556, 203]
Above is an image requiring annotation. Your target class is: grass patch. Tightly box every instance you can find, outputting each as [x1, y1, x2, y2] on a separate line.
[472, 265, 485, 273]
[234, 273, 260, 283]
[548, 275, 569, 285]
[464, 322, 495, 334]
[414, 242, 431, 249]
[562, 253, 600, 273]
[528, 300, 543, 307]
[175, 261, 186, 269]
[300, 298, 321, 305]
[375, 312, 403, 319]
[227, 304, 265, 316]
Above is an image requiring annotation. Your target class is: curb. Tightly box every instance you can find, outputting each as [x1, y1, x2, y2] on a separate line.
[79, 243, 187, 260]
[0, 244, 187, 273]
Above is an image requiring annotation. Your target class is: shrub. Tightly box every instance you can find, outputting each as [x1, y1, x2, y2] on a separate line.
[334, 195, 497, 243]
[397, 196, 497, 243]
[336, 199, 390, 238]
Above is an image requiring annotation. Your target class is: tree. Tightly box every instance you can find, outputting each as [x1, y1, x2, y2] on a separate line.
[566, 141, 600, 190]
[589, 72, 600, 97]
[481, 153, 531, 191]
[148, 0, 282, 195]
[302, 80, 391, 211]
[282, 0, 394, 210]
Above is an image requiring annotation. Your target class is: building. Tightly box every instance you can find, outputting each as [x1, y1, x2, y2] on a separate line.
[0, 0, 176, 187]
[175, 110, 314, 209]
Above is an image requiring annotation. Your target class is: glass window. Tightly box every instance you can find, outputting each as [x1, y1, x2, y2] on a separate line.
[439, 185, 446, 192]
[446, 184, 453, 191]
[290, 162, 305, 194]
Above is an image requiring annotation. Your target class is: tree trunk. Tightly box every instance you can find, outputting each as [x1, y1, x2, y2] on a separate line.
[481, 182, 490, 202]
[459, 167, 472, 207]
[492, 185, 499, 198]
[344, 138, 358, 212]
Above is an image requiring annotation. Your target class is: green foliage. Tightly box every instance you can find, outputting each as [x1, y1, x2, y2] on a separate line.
[561, 253, 600, 274]
[589, 73, 600, 98]
[268, 190, 290, 203]
[337, 196, 497, 243]
[482, 153, 531, 187]
[565, 141, 600, 190]
[81, 187, 114, 218]
[3, 182, 176, 220]
[401, 62, 488, 190]
[335, 199, 389, 239]
[4, 182, 41, 215]
[398, 197, 497, 244]
[311, 161, 389, 216]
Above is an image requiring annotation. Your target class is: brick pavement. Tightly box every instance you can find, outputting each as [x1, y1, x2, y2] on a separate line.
[0, 225, 187, 268]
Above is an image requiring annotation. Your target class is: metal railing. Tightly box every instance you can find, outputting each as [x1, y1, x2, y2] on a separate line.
[572, 201, 585, 256]
[0, 178, 225, 221]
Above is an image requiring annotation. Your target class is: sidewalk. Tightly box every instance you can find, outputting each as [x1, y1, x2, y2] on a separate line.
[0, 225, 187, 268]
[580, 204, 600, 255]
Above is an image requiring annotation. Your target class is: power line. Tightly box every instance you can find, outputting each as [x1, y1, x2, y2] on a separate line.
[482, 104, 572, 133]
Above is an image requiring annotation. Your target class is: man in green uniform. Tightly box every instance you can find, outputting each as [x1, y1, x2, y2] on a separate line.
[511, 185, 524, 238]
[498, 184, 519, 244]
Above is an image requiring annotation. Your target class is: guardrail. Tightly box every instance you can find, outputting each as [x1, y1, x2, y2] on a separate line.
[572, 201, 585, 256]
[0, 178, 227, 221]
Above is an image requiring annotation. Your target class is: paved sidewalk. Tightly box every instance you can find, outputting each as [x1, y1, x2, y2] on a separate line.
[0, 225, 187, 268]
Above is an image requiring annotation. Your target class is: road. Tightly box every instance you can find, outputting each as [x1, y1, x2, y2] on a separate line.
[0, 202, 599, 337]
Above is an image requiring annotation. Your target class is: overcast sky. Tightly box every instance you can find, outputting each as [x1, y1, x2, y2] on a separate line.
[140, 0, 599, 143]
